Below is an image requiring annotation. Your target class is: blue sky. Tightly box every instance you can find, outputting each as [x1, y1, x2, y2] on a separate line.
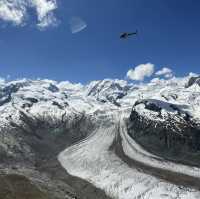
[0, 0, 199, 83]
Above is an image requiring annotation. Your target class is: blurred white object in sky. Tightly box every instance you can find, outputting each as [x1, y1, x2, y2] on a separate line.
[69, 16, 87, 34]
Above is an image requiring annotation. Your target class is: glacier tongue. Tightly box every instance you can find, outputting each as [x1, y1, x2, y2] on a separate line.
[59, 112, 200, 199]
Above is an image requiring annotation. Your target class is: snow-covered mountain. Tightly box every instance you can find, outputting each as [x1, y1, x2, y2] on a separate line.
[0, 75, 200, 199]
[86, 79, 131, 106]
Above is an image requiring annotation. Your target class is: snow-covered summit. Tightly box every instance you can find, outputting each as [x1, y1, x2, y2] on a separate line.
[85, 79, 131, 105]
[0, 75, 199, 117]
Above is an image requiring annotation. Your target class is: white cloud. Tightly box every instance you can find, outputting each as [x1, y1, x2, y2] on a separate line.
[0, 0, 27, 25]
[189, 72, 199, 77]
[0, 0, 58, 29]
[155, 67, 173, 78]
[57, 81, 83, 91]
[127, 63, 154, 81]
[32, 0, 58, 29]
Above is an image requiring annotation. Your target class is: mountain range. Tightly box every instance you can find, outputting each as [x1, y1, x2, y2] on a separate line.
[0, 75, 200, 199]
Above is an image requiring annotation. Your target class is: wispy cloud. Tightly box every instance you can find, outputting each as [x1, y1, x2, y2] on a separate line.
[127, 63, 154, 81]
[0, 0, 58, 29]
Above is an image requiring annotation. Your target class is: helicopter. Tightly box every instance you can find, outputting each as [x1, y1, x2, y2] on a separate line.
[120, 30, 138, 39]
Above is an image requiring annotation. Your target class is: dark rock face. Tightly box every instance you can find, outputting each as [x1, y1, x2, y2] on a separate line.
[46, 83, 59, 93]
[0, 174, 53, 199]
[0, 94, 12, 106]
[128, 99, 200, 166]
[1, 110, 94, 166]
[52, 101, 64, 109]
[134, 99, 162, 113]
[185, 76, 200, 88]
[25, 97, 39, 103]
[0, 83, 28, 106]
[0, 82, 31, 98]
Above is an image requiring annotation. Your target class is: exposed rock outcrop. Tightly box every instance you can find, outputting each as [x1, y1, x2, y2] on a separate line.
[128, 99, 200, 166]
[185, 76, 200, 88]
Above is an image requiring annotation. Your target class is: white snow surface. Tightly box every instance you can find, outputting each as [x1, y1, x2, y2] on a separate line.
[0, 75, 200, 198]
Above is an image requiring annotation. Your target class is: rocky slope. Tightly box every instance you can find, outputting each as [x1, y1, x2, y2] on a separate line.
[0, 79, 112, 199]
[127, 76, 200, 166]
[185, 75, 200, 88]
